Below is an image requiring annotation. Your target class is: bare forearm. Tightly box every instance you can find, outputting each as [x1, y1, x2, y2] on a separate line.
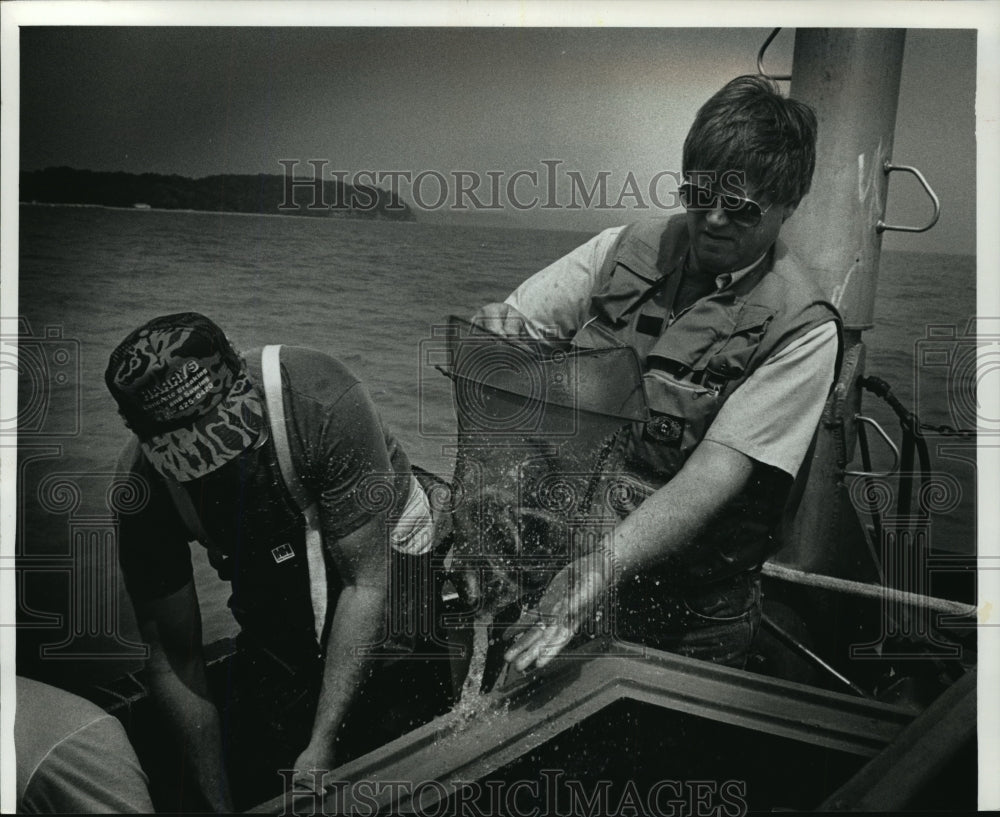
[137, 581, 233, 812]
[306, 584, 386, 751]
[505, 441, 756, 671]
[606, 440, 755, 578]
[145, 647, 233, 811]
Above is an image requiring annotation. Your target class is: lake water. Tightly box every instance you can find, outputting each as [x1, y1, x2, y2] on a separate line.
[14, 204, 979, 672]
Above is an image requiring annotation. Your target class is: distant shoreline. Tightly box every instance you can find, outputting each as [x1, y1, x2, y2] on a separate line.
[19, 200, 421, 222]
[18, 166, 416, 222]
[17, 200, 604, 237]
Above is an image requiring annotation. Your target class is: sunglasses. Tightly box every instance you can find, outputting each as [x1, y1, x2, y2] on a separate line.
[677, 181, 771, 228]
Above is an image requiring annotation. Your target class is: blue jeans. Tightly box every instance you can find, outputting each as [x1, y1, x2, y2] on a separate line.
[613, 570, 763, 668]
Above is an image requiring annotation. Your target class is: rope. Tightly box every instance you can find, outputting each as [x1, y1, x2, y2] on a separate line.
[855, 374, 968, 585]
[860, 376, 976, 438]
[856, 422, 887, 584]
[858, 376, 958, 519]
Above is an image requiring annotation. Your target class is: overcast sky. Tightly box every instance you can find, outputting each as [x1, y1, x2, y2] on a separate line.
[15, 22, 981, 253]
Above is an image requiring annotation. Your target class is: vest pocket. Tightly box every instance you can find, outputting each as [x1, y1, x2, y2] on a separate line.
[630, 368, 727, 475]
[705, 306, 773, 381]
[591, 262, 663, 327]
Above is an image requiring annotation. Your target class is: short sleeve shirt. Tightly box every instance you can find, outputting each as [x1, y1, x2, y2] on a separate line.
[116, 347, 411, 642]
[16, 677, 154, 813]
[504, 226, 839, 479]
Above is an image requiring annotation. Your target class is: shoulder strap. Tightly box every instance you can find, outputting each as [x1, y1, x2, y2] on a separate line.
[261, 345, 312, 514]
[161, 478, 232, 579]
[260, 344, 328, 646]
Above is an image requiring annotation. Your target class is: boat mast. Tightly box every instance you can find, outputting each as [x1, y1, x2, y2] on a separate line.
[778, 29, 907, 575]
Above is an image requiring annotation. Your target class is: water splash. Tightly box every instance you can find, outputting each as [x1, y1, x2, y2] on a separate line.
[447, 613, 510, 736]
[450, 615, 498, 728]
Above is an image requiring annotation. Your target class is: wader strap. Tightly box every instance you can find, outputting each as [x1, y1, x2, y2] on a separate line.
[261, 344, 328, 646]
[162, 479, 230, 576]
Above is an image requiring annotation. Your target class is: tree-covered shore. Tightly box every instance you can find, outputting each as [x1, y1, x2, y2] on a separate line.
[20, 167, 415, 221]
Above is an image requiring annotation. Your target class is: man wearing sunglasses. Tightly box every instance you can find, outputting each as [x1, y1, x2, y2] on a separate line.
[471, 75, 841, 673]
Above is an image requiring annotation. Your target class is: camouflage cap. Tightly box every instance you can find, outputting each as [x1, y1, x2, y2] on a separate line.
[105, 312, 264, 482]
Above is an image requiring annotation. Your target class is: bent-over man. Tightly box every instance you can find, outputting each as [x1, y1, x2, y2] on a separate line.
[107, 312, 435, 810]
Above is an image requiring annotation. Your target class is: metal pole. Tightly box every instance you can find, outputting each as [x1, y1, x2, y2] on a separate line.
[762, 562, 976, 619]
[778, 29, 906, 575]
[783, 29, 906, 331]
[760, 612, 871, 698]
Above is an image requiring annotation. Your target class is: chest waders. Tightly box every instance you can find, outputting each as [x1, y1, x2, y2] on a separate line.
[161, 346, 328, 647]
[163, 346, 433, 650]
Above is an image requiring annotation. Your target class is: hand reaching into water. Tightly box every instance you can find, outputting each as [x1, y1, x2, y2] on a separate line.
[503, 547, 616, 672]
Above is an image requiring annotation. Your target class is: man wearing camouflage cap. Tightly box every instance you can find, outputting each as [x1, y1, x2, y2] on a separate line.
[107, 312, 435, 811]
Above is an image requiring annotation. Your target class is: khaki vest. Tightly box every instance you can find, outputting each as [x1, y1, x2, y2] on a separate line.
[573, 217, 841, 583]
